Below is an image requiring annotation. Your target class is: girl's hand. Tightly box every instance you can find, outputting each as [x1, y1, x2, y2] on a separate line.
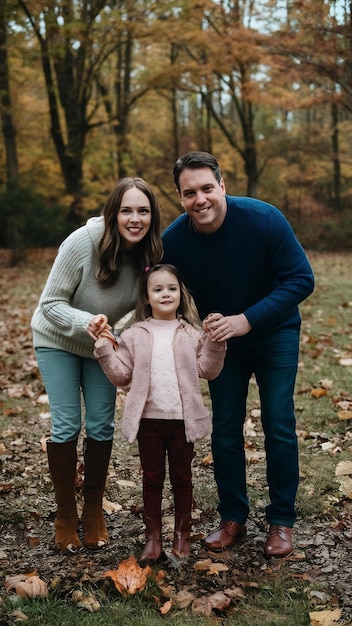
[87, 314, 112, 340]
[99, 328, 119, 345]
[203, 312, 251, 341]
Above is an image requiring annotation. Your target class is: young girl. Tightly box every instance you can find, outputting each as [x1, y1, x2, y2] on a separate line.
[93, 264, 226, 562]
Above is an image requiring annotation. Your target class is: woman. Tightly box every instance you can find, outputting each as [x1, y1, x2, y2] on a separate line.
[31, 177, 163, 552]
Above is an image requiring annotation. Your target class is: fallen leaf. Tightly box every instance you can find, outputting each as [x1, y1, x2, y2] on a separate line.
[309, 608, 342, 625]
[72, 590, 101, 612]
[174, 589, 195, 608]
[160, 599, 172, 615]
[194, 559, 212, 571]
[10, 610, 29, 622]
[319, 378, 333, 389]
[321, 442, 335, 451]
[102, 497, 122, 514]
[36, 394, 49, 405]
[191, 596, 213, 616]
[116, 479, 137, 488]
[201, 452, 213, 466]
[335, 461, 352, 476]
[207, 562, 229, 576]
[0, 483, 13, 494]
[103, 556, 152, 596]
[336, 400, 352, 411]
[5, 574, 48, 598]
[209, 591, 231, 610]
[245, 449, 266, 463]
[223, 586, 246, 600]
[337, 410, 352, 421]
[311, 388, 328, 398]
[338, 358, 352, 366]
[284, 552, 306, 561]
[338, 477, 352, 499]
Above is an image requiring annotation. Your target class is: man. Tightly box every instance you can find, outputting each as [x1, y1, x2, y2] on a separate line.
[162, 151, 314, 557]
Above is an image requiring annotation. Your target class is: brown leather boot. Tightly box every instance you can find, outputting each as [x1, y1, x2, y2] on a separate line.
[172, 514, 192, 557]
[81, 438, 112, 550]
[139, 516, 163, 564]
[47, 439, 82, 552]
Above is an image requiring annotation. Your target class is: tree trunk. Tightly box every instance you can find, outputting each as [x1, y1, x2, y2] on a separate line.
[0, 0, 19, 188]
[331, 99, 341, 213]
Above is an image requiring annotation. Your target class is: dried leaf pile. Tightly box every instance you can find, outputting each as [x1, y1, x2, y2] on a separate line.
[1, 254, 352, 624]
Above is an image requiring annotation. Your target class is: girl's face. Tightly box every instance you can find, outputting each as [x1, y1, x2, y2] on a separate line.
[147, 270, 181, 320]
[117, 187, 152, 249]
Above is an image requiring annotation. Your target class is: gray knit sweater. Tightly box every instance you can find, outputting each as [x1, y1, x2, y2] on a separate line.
[31, 216, 139, 358]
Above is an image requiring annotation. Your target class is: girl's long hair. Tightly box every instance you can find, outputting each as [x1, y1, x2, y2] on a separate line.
[97, 177, 163, 287]
[133, 264, 200, 326]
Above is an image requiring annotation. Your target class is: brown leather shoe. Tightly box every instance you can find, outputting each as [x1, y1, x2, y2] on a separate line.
[204, 520, 247, 552]
[264, 525, 293, 558]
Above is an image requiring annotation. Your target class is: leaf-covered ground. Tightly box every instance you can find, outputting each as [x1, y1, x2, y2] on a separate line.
[0, 250, 352, 624]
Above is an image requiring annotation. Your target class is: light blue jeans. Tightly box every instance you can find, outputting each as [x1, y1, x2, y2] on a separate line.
[35, 348, 116, 443]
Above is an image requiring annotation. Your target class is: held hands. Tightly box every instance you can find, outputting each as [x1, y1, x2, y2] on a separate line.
[87, 314, 113, 341]
[203, 312, 252, 342]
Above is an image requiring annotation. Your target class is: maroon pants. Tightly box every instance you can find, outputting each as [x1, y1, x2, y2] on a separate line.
[137, 419, 194, 517]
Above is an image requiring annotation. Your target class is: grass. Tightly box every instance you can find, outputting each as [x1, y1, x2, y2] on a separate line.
[1, 250, 352, 625]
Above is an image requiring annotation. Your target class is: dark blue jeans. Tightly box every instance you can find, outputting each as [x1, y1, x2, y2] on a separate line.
[208, 328, 300, 528]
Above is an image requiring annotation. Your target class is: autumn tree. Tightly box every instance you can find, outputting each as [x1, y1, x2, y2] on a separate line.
[266, 0, 352, 212]
[16, 0, 123, 224]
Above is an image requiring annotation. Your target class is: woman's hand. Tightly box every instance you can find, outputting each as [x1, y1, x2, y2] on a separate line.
[203, 312, 251, 342]
[87, 314, 112, 340]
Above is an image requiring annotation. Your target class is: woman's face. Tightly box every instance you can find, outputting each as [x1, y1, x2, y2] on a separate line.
[117, 187, 152, 249]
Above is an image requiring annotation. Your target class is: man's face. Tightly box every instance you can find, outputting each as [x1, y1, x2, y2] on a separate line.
[177, 167, 227, 234]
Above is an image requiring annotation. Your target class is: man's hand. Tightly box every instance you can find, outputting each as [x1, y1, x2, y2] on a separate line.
[203, 312, 251, 341]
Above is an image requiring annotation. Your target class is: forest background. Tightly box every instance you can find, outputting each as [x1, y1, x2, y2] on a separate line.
[0, 0, 352, 256]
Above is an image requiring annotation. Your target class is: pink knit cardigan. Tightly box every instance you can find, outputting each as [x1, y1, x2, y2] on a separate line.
[94, 319, 226, 443]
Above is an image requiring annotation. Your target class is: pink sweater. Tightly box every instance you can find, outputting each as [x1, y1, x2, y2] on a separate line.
[94, 318, 226, 443]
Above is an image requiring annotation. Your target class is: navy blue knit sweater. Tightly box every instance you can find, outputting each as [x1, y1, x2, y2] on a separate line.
[162, 196, 314, 339]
